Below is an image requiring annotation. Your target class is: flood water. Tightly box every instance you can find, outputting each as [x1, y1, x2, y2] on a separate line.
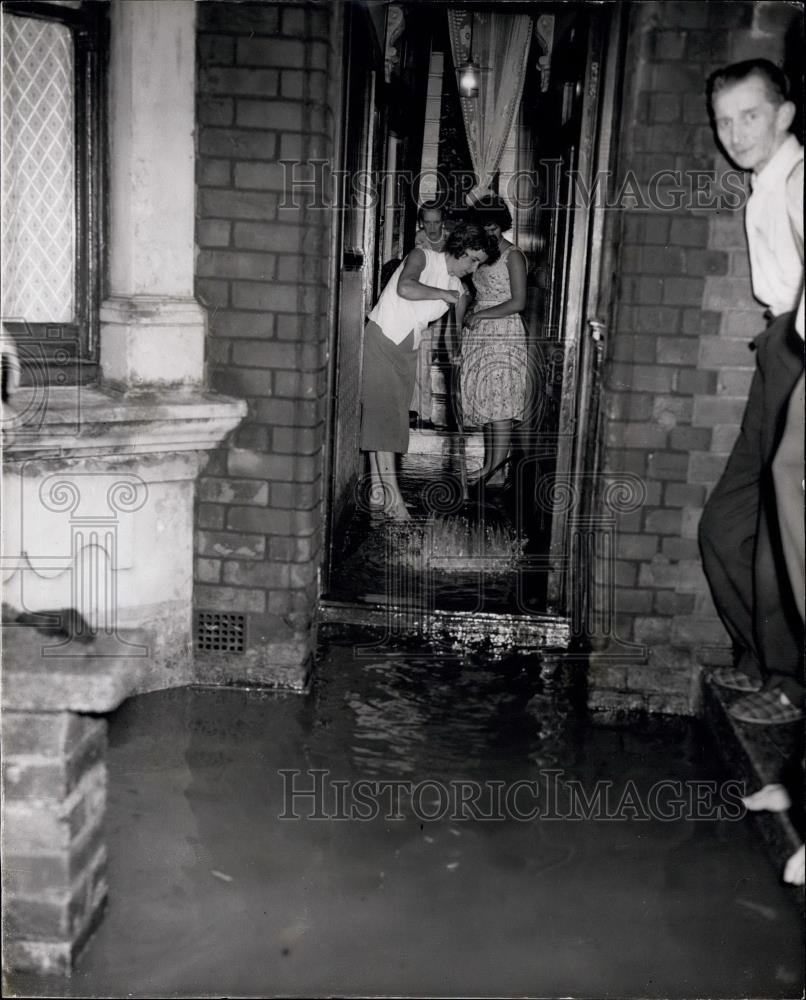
[9, 631, 804, 999]
[328, 442, 553, 613]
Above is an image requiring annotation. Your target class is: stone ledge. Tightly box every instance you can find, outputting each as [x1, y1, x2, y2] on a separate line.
[702, 676, 803, 899]
[5, 386, 246, 460]
[2, 626, 152, 714]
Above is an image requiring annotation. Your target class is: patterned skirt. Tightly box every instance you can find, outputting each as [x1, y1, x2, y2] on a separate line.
[459, 314, 528, 425]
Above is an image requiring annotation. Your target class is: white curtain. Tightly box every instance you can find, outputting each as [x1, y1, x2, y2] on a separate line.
[448, 9, 532, 205]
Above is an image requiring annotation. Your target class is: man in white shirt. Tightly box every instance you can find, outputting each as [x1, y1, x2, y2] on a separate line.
[699, 59, 804, 725]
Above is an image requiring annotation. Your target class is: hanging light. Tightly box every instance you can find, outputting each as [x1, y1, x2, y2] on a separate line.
[458, 56, 480, 98]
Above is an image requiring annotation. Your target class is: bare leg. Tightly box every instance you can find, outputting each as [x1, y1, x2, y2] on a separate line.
[487, 419, 513, 485]
[368, 450, 410, 520]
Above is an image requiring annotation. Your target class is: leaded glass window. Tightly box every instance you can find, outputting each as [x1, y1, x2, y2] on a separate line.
[1, 1, 106, 382]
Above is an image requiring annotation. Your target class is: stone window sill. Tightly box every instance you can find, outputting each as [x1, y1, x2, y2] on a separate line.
[4, 386, 247, 461]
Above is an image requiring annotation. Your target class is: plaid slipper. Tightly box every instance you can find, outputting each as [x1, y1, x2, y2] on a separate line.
[728, 689, 804, 725]
[709, 667, 763, 693]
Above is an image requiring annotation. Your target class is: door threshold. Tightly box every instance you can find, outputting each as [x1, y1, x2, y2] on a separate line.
[317, 597, 571, 651]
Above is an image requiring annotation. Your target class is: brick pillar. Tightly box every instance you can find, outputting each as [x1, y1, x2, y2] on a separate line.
[2, 713, 108, 974]
[193, 2, 337, 687]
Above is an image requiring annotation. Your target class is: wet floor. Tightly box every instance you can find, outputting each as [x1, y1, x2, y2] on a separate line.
[8, 633, 804, 998]
[329, 445, 552, 613]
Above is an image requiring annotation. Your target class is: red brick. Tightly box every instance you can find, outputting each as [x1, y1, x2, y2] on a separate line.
[670, 615, 730, 645]
[645, 508, 683, 534]
[232, 340, 297, 369]
[226, 506, 295, 535]
[692, 396, 748, 427]
[632, 306, 681, 335]
[702, 277, 759, 311]
[198, 34, 235, 67]
[200, 189, 278, 221]
[210, 310, 275, 339]
[200, 67, 279, 96]
[232, 282, 298, 312]
[606, 422, 668, 449]
[689, 452, 731, 483]
[197, 250, 275, 281]
[222, 561, 290, 589]
[196, 530, 266, 560]
[657, 338, 700, 365]
[194, 585, 266, 613]
[234, 424, 269, 450]
[236, 98, 303, 131]
[199, 478, 269, 505]
[649, 92, 681, 122]
[253, 398, 297, 426]
[210, 366, 272, 398]
[236, 37, 305, 67]
[664, 482, 706, 507]
[662, 277, 705, 306]
[661, 537, 701, 560]
[674, 369, 717, 394]
[647, 452, 689, 481]
[195, 558, 221, 584]
[605, 393, 654, 422]
[234, 221, 301, 251]
[608, 363, 675, 394]
[197, 219, 231, 248]
[617, 534, 660, 560]
[199, 127, 279, 160]
[669, 426, 712, 450]
[653, 394, 693, 423]
[198, 96, 234, 126]
[654, 591, 696, 615]
[197, 502, 226, 530]
[669, 217, 709, 247]
[196, 278, 229, 309]
[198, 3, 279, 34]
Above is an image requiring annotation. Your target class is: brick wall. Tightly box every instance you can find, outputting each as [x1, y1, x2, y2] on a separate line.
[590, 1, 798, 716]
[3, 712, 108, 973]
[193, 1, 337, 687]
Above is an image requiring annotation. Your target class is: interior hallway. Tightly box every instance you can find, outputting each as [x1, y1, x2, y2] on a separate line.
[6, 632, 803, 999]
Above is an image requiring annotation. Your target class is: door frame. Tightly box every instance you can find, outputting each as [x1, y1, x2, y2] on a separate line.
[542, 3, 627, 615]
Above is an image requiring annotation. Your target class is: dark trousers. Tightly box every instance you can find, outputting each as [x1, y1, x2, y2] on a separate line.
[698, 312, 805, 704]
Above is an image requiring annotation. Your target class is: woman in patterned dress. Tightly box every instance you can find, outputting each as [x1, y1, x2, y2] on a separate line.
[458, 195, 529, 486]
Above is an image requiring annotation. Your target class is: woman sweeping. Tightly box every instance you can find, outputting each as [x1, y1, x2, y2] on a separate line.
[360, 221, 497, 520]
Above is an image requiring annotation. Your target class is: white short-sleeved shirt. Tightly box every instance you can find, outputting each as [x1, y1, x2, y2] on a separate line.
[745, 134, 804, 319]
[369, 248, 462, 349]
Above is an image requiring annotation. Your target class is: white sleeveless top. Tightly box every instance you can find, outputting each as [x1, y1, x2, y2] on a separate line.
[369, 248, 462, 349]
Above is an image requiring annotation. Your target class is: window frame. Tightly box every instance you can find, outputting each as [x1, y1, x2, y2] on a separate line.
[2, 0, 107, 385]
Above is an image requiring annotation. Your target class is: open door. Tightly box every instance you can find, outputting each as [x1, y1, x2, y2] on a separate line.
[514, 4, 625, 622]
[327, 5, 383, 548]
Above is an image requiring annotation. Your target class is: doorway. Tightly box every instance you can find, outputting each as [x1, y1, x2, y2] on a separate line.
[322, 3, 624, 637]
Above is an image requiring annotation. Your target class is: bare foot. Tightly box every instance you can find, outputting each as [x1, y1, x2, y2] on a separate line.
[741, 783, 791, 812]
[783, 844, 805, 885]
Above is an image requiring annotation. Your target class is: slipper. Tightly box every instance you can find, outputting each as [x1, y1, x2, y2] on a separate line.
[708, 667, 763, 693]
[728, 689, 804, 725]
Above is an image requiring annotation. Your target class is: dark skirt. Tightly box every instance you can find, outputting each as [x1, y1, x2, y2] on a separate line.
[360, 321, 416, 453]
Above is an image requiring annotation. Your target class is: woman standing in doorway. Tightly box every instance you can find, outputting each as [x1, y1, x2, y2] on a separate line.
[459, 195, 529, 487]
[360, 221, 497, 520]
